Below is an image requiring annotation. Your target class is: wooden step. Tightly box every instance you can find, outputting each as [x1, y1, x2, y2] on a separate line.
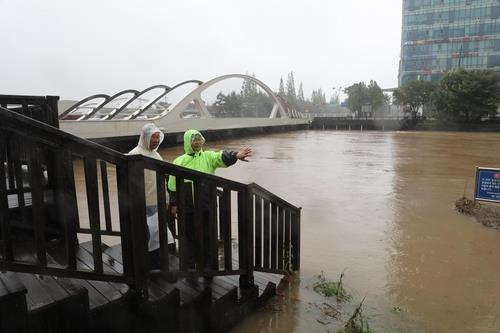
[0, 271, 90, 333]
[0, 271, 28, 333]
[48, 242, 135, 333]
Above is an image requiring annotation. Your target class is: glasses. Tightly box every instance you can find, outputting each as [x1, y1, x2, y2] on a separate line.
[191, 135, 205, 145]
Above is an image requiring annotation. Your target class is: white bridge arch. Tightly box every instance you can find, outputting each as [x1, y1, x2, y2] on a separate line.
[59, 74, 308, 141]
[164, 74, 287, 119]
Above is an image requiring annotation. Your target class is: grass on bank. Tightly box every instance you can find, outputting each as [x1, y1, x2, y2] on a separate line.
[313, 271, 351, 302]
[335, 299, 379, 333]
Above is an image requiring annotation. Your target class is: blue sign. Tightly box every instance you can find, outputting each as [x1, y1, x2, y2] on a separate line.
[475, 168, 500, 203]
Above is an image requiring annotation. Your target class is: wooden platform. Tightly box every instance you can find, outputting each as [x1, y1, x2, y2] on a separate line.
[0, 239, 286, 333]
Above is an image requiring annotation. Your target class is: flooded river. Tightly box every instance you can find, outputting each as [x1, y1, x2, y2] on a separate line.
[158, 130, 500, 333]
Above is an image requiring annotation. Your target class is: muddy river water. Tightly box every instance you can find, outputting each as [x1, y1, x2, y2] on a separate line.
[157, 130, 500, 332]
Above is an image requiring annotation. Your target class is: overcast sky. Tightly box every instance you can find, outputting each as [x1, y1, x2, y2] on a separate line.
[0, 0, 402, 102]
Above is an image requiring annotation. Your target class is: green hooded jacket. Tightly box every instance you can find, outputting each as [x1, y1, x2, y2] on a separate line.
[167, 129, 237, 202]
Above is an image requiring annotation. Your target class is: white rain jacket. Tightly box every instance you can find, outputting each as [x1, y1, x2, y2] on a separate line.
[127, 123, 165, 207]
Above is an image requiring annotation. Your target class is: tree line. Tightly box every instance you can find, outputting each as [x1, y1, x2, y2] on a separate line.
[209, 72, 333, 117]
[393, 69, 500, 123]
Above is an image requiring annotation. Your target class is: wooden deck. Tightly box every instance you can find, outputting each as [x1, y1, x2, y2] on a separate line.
[0, 102, 299, 333]
[0, 238, 286, 333]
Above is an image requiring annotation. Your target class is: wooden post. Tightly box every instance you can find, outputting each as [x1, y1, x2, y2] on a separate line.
[84, 157, 103, 274]
[176, 176, 187, 271]
[238, 189, 254, 288]
[263, 199, 270, 269]
[277, 206, 284, 270]
[45, 96, 60, 128]
[254, 195, 262, 267]
[127, 158, 148, 299]
[156, 172, 169, 273]
[29, 144, 47, 266]
[117, 157, 148, 299]
[53, 149, 78, 269]
[208, 183, 218, 270]
[0, 136, 13, 261]
[193, 181, 204, 269]
[100, 161, 112, 233]
[291, 209, 301, 271]
[271, 203, 278, 270]
[219, 187, 232, 270]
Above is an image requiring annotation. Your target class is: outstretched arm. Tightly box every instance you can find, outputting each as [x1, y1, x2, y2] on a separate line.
[221, 147, 253, 166]
[236, 147, 252, 162]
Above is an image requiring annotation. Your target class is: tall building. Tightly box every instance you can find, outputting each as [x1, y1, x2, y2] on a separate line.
[399, 0, 500, 85]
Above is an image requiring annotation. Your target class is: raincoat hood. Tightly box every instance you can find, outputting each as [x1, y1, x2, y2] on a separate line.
[183, 129, 205, 155]
[138, 123, 164, 151]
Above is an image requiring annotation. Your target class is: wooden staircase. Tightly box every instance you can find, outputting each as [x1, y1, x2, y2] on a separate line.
[0, 97, 298, 332]
[0, 239, 286, 333]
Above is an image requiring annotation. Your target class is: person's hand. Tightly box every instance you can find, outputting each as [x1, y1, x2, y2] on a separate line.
[236, 148, 252, 162]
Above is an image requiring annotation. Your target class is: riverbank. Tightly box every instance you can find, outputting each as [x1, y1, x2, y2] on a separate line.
[414, 120, 500, 132]
[455, 197, 500, 229]
[310, 117, 500, 132]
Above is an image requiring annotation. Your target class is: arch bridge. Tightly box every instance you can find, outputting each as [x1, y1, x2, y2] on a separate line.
[58, 74, 309, 142]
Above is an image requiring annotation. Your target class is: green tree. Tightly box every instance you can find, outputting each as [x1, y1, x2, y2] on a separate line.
[344, 82, 369, 117]
[278, 77, 285, 97]
[241, 73, 257, 98]
[367, 80, 385, 112]
[433, 69, 500, 122]
[213, 91, 243, 117]
[297, 82, 305, 102]
[286, 71, 297, 100]
[393, 80, 436, 119]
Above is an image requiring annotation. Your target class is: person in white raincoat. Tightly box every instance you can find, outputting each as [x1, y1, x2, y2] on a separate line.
[128, 123, 164, 216]
[127, 123, 173, 268]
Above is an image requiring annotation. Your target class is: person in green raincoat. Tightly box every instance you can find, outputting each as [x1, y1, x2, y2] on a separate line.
[168, 129, 252, 269]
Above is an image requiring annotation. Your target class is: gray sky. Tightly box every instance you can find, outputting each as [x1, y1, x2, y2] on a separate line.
[0, 0, 402, 101]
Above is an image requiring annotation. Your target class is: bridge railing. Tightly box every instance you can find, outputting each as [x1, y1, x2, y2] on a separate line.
[0, 106, 301, 299]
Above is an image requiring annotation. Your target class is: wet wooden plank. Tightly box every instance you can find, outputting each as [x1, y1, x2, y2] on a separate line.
[55, 277, 107, 310]
[15, 273, 57, 310]
[80, 242, 124, 274]
[0, 271, 26, 298]
[0, 272, 27, 333]
[73, 247, 126, 300]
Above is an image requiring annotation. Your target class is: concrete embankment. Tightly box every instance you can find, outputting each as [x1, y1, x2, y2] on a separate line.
[310, 118, 402, 131]
[91, 123, 309, 152]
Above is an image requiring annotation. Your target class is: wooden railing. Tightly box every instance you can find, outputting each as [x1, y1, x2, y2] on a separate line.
[0, 95, 59, 128]
[0, 106, 301, 299]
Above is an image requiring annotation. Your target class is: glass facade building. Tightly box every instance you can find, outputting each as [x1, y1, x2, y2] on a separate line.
[399, 0, 500, 85]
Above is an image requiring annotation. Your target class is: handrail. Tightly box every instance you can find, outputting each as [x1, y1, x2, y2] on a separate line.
[0, 94, 59, 128]
[248, 182, 301, 212]
[0, 106, 301, 300]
